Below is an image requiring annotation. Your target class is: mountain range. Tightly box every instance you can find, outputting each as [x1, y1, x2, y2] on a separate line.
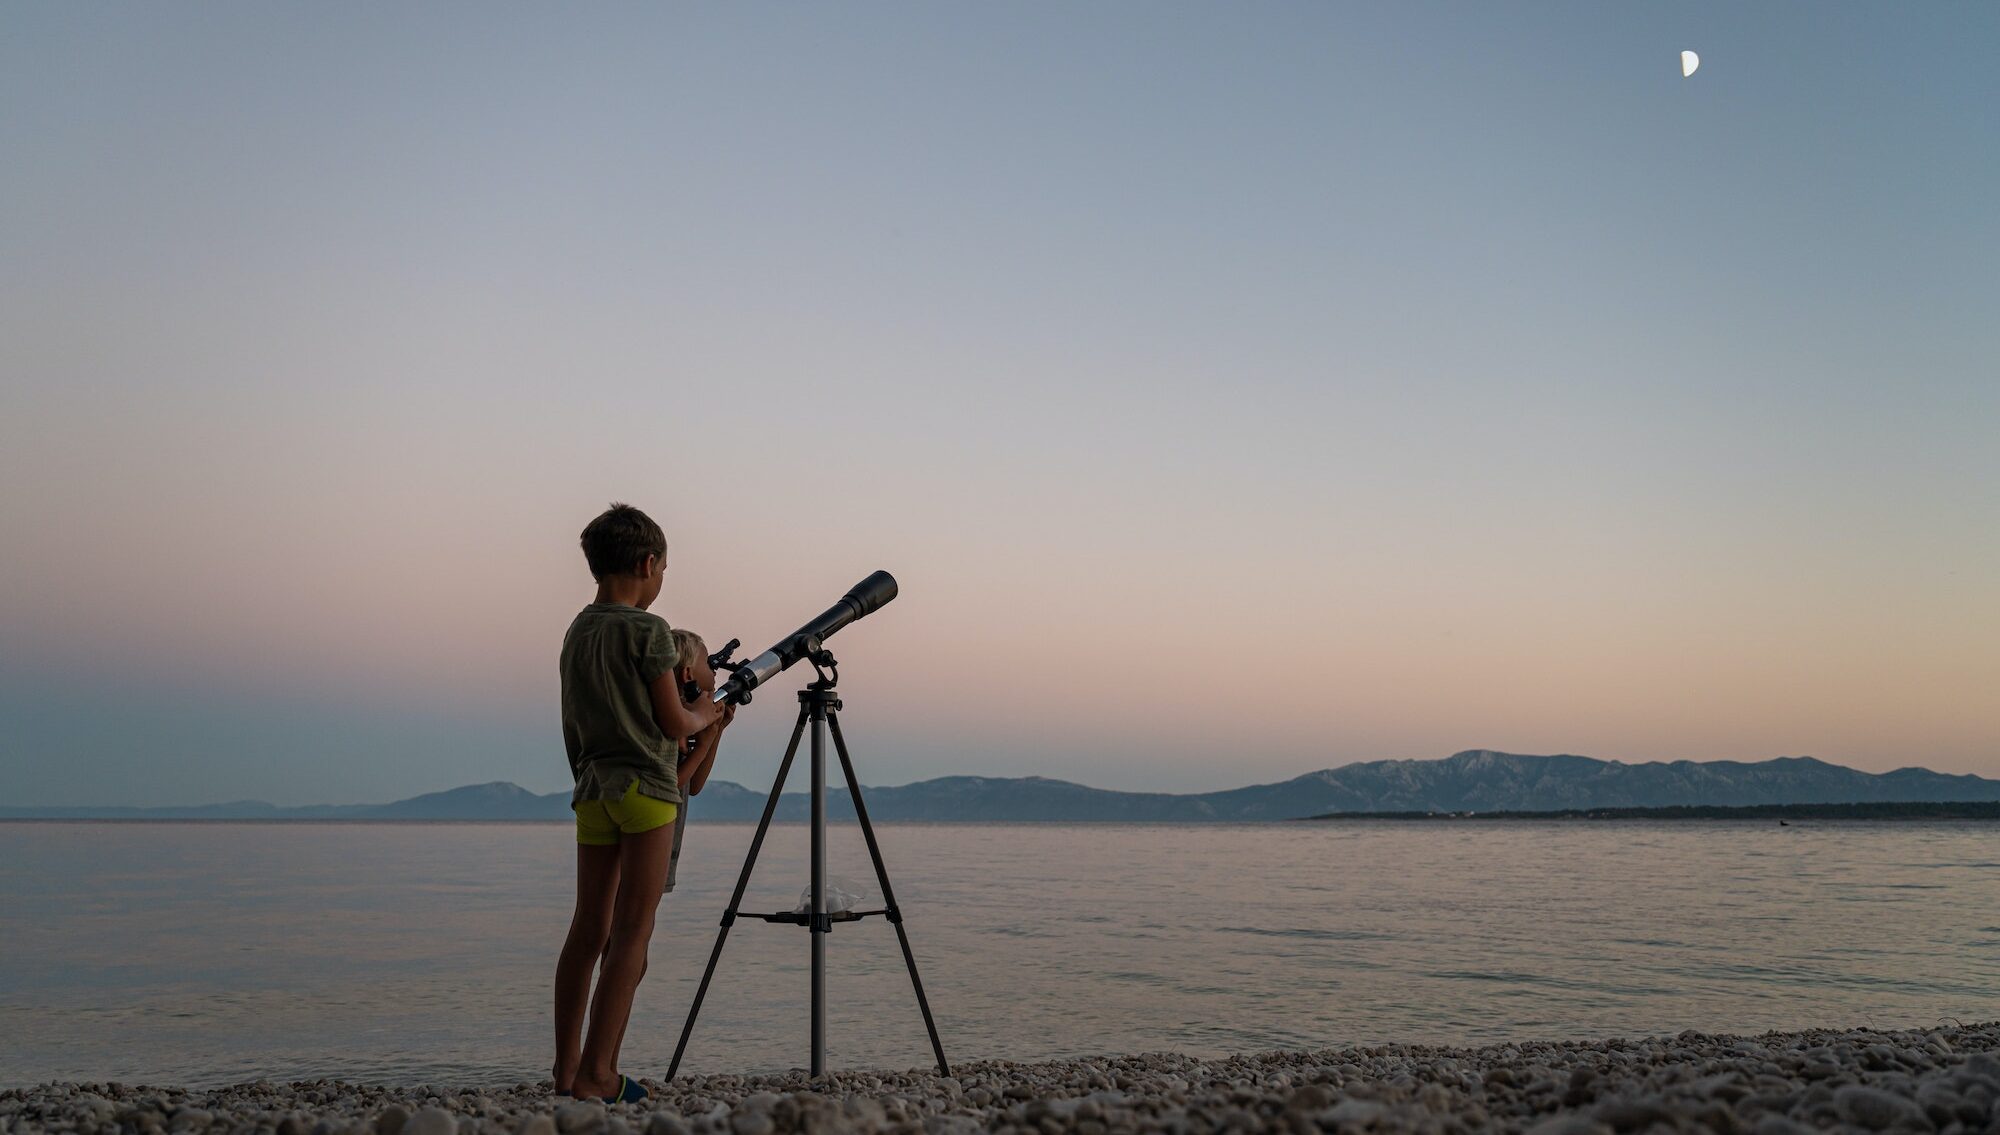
[5, 750, 1999, 821]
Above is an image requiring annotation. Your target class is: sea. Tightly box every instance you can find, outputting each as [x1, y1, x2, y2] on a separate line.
[2, 820, 1996, 1087]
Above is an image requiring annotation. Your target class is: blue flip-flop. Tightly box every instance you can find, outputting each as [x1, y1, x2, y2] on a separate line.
[602, 1075, 649, 1105]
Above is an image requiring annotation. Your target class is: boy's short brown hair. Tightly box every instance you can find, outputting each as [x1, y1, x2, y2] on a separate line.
[580, 503, 667, 581]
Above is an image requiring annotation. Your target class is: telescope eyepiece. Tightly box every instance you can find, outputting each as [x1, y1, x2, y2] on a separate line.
[707, 638, 742, 671]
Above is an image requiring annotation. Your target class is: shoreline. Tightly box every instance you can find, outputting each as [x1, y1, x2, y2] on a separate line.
[8, 1023, 1997, 1134]
[8, 811, 2000, 825]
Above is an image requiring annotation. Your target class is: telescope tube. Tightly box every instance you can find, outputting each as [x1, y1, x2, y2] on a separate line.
[713, 570, 898, 705]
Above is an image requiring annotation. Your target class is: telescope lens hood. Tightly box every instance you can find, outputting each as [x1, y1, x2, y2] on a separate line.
[842, 571, 899, 619]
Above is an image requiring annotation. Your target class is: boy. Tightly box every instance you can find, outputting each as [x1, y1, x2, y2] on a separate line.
[552, 503, 732, 1103]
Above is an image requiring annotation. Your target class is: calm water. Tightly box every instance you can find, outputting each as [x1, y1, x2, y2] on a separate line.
[2, 821, 1996, 1087]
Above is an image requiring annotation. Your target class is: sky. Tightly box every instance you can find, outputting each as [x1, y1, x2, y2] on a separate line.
[2, 2, 1996, 807]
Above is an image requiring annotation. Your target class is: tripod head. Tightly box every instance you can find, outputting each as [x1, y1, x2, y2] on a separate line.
[797, 636, 839, 689]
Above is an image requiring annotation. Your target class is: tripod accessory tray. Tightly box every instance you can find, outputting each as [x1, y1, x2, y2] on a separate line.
[746, 908, 889, 925]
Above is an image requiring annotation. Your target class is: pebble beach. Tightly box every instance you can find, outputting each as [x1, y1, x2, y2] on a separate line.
[8, 1023, 1998, 1135]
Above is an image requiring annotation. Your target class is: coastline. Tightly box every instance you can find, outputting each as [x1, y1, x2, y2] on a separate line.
[8, 1023, 1996, 1135]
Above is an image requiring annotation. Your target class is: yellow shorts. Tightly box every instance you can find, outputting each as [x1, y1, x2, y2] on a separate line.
[574, 779, 680, 845]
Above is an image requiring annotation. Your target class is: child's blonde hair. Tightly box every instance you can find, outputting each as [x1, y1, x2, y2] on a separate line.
[672, 628, 708, 673]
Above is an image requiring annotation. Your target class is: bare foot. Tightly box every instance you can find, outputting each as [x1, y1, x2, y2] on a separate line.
[569, 1074, 618, 1102]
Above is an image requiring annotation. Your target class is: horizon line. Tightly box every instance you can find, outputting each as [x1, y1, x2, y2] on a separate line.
[6, 748, 1988, 813]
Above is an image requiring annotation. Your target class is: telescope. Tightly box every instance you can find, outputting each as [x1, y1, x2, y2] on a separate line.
[670, 565, 949, 1081]
[703, 570, 897, 706]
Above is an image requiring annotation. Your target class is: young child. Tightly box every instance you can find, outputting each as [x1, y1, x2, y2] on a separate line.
[661, 627, 734, 897]
[552, 503, 731, 1102]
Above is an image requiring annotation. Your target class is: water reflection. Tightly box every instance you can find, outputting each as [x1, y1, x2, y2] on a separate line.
[1, 820, 1995, 1086]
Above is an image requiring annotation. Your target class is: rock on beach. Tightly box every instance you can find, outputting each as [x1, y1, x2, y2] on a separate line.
[5, 1022, 1998, 1135]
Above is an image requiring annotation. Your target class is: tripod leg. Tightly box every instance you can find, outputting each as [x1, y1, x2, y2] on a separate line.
[809, 697, 827, 1078]
[827, 710, 952, 1077]
[665, 703, 810, 1081]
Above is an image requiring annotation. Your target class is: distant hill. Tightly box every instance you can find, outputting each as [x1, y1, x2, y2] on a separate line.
[5, 750, 1999, 821]
[1251, 750, 2000, 815]
[0, 782, 571, 821]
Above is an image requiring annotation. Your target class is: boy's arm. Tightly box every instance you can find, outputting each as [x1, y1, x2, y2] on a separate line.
[649, 673, 721, 742]
[682, 703, 734, 794]
[681, 730, 717, 795]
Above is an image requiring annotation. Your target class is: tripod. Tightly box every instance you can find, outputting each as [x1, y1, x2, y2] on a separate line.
[666, 647, 950, 1080]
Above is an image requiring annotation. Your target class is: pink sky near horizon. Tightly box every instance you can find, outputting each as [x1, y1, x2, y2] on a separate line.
[2, 3, 1996, 807]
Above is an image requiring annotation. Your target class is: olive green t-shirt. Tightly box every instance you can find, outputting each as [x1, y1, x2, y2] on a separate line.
[560, 603, 686, 807]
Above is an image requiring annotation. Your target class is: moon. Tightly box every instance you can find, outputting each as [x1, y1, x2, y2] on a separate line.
[1681, 50, 1700, 78]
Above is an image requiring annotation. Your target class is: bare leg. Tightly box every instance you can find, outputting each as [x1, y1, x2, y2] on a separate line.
[573, 823, 674, 1099]
[554, 842, 621, 1093]
[606, 950, 649, 1072]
